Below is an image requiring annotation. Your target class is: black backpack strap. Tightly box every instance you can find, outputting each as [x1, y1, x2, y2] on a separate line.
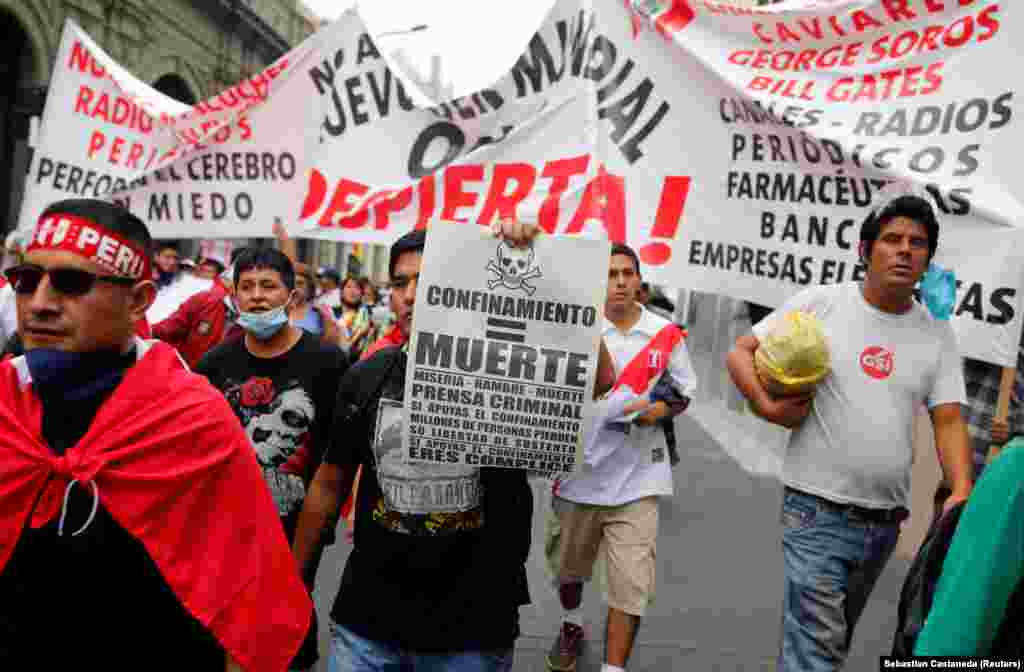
[891, 503, 965, 656]
[992, 579, 1024, 657]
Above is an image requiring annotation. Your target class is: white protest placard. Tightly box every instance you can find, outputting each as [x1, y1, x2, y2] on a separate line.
[402, 221, 609, 473]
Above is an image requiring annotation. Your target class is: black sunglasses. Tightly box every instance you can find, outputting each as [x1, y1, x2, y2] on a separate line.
[5, 264, 138, 296]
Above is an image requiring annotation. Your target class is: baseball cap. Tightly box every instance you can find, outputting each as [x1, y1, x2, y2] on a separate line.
[317, 267, 341, 282]
[201, 249, 229, 271]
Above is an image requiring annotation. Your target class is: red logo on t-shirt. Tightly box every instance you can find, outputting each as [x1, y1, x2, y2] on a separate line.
[860, 346, 894, 380]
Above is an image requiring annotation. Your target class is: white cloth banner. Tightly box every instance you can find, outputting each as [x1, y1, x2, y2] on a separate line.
[18, 1, 1024, 365]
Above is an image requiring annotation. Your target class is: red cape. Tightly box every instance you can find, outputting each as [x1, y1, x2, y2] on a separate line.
[135, 315, 152, 338]
[0, 340, 311, 672]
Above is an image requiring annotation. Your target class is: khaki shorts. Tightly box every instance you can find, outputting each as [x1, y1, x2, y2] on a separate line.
[556, 496, 659, 617]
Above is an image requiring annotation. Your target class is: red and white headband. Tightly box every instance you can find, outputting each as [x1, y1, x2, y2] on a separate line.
[26, 213, 152, 280]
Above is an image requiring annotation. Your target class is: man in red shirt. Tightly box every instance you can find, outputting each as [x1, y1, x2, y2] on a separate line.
[153, 248, 249, 368]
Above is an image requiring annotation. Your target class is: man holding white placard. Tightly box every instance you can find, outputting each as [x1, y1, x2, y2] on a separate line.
[295, 218, 616, 671]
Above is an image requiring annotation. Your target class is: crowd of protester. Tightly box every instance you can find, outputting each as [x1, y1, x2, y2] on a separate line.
[0, 196, 1020, 672]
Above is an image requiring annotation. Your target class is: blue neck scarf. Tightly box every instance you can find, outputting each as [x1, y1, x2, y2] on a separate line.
[26, 347, 136, 402]
[156, 270, 176, 289]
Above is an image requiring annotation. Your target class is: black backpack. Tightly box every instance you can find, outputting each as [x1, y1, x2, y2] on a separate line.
[891, 503, 965, 656]
[893, 501, 1024, 656]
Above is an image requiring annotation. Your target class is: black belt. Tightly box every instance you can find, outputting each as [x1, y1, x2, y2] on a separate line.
[786, 487, 909, 525]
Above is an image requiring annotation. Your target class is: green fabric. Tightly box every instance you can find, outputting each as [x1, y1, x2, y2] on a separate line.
[914, 441, 1024, 655]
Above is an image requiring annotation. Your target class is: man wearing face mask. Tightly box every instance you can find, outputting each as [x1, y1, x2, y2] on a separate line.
[0, 199, 312, 671]
[195, 248, 348, 670]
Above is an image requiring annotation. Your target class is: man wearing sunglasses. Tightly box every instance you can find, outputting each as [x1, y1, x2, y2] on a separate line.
[0, 198, 312, 671]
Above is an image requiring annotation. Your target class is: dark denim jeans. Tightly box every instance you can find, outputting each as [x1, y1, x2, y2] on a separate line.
[778, 488, 901, 671]
[328, 621, 514, 672]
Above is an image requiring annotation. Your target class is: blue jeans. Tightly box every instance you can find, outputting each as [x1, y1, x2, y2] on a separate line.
[328, 621, 515, 672]
[778, 488, 901, 672]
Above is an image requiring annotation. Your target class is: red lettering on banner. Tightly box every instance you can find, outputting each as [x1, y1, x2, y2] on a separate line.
[539, 155, 590, 233]
[747, 75, 816, 101]
[109, 137, 125, 165]
[74, 89, 154, 134]
[188, 58, 290, 120]
[477, 163, 536, 225]
[416, 176, 436, 230]
[87, 130, 107, 159]
[366, 188, 413, 230]
[977, 5, 1002, 42]
[640, 176, 691, 266]
[826, 62, 943, 102]
[564, 166, 626, 243]
[300, 160, 690, 259]
[318, 178, 370, 228]
[68, 41, 107, 78]
[752, 5, 1002, 52]
[850, 9, 884, 33]
[703, 2, 763, 17]
[125, 142, 145, 169]
[440, 165, 484, 222]
[84, 130, 155, 169]
[74, 85, 94, 115]
[881, 0, 916, 23]
[300, 169, 328, 219]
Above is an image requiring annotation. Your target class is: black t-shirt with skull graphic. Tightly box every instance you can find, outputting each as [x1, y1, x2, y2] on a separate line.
[196, 330, 347, 540]
[325, 346, 533, 653]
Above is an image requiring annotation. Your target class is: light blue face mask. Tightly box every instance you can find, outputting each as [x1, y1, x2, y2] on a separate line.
[919, 263, 956, 321]
[237, 303, 290, 340]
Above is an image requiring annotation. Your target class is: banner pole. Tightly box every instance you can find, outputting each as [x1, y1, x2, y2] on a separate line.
[987, 366, 1016, 465]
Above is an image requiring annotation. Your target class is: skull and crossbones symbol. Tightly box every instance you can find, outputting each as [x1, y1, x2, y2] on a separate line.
[487, 241, 542, 295]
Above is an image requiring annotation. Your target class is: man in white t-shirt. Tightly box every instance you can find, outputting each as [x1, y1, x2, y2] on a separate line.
[726, 194, 974, 671]
[548, 244, 697, 672]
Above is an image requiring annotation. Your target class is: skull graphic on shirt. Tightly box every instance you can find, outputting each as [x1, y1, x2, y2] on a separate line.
[246, 386, 315, 468]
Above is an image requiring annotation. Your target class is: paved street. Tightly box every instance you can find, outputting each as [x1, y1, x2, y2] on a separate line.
[310, 409, 911, 671]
